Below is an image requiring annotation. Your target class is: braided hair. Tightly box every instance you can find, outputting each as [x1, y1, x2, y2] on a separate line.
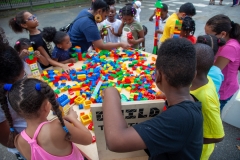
[182, 16, 195, 37]
[119, 4, 137, 18]
[0, 78, 71, 147]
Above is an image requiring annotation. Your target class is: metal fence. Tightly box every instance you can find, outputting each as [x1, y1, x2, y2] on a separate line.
[0, 0, 88, 10]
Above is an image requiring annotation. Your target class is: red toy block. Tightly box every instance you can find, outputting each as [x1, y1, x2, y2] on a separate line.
[92, 136, 96, 143]
[68, 63, 74, 67]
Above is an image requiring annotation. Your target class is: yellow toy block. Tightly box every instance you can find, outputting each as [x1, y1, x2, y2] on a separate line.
[77, 74, 86, 79]
[83, 100, 92, 109]
[54, 70, 59, 74]
[80, 114, 92, 125]
[74, 96, 85, 105]
[43, 70, 48, 75]
[48, 82, 53, 88]
[60, 88, 65, 92]
[116, 87, 122, 92]
[126, 87, 131, 91]
[88, 112, 92, 120]
[75, 91, 80, 96]
[59, 104, 71, 116]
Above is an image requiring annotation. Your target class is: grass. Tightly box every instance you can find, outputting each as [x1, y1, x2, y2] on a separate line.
[0, 0, 88, 17]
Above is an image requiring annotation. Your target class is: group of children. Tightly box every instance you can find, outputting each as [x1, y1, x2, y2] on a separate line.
[0, 0, 240, 160]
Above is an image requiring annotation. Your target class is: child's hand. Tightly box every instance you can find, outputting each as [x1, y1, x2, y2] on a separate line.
[127, 36, 136, 45]
[69, 58, 76, 63]
[120, 42, 131, 49]
[19, 49, 29, 59]
[109, 27, 115, 35]
[62, 64, 72, 74]
[64, 107, 78, 122]
[34, 50, 42, 58]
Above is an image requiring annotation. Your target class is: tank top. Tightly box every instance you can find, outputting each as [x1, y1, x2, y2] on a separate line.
[20, 121, 84, 160]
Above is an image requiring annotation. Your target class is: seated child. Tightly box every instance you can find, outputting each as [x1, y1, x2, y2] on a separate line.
[118, 4, 144, 49]
[42, 27, 76, 64]
[102, 38, 203, 159]
[14, 38, 49, 76]
[0, 78, 92, 160]
[100, 6, 122, 43]
[180, 16, 196, 44]
[197, 35, 226, 94]
[133, 1, 141, 22]
[190, 43, 224, 159]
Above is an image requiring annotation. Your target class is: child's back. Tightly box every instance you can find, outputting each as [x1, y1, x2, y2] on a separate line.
[190, 43, 224, 159]
[102, 38, 203, 159]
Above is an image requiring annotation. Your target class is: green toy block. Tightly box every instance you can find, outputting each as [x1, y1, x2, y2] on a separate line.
[54, 89, 60, 94]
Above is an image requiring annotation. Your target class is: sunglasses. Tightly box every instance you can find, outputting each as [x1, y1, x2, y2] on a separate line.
[26, 15, 37, 21]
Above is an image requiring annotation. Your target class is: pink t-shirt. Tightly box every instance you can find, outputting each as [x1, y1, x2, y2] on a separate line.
[215, 39, 240, 100]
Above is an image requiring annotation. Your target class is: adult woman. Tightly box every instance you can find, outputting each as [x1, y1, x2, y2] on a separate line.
[205, 14, 240, 111]
[68, 0, 130, 53]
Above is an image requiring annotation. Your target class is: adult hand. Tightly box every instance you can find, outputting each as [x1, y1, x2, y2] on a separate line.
[120, 42, 131, 49]
[19, 49, 29, 59]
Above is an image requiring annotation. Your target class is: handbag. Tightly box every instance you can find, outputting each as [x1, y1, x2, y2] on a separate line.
[59, 15, 94, 33]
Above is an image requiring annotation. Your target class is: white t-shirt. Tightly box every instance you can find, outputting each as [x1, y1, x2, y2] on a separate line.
[135, 8, 141, 22]
[152, 14, 169, 39]
[99, 19, 122, 43]
[0, 100, 27, 154]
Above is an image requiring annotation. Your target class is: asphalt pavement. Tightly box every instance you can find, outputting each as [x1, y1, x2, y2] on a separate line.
[0, 0, 240, 159]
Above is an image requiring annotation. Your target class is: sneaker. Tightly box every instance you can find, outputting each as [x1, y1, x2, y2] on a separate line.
[231, 4, 238, 7]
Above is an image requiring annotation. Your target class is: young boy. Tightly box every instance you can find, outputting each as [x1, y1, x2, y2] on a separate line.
[160, 2, 196, 43]
[100, 6, 122, 43]
[102, 38, 203, 159]
[190, 43, 224, 160]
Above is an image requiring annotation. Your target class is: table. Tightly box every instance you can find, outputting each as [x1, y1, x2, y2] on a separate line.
[46, 49, 165, 160]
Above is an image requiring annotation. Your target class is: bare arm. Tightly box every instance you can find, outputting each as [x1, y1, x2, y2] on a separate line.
[214, 56, 230, 70]
[92, 39, 130, 50]
[0, 120, 11, 147]
[118, 22, 125, 36]
[102, 87, 146, 152]
[58, 58, 76, 64]
[34, 50, 49, 66]
[64, 107, 92, 145]
[128, 30, 145, 45]
[37, 46, 71, 73]
[149, 11, 155, 21]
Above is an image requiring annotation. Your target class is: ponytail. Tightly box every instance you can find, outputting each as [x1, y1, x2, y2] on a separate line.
[9, 11, 27, 33]
[229, 22, 240, 43]
[40, 82, 71, 141]
[0, 84, 18, 148]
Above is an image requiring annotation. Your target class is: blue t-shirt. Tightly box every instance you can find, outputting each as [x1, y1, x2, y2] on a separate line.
[208, 65, 224, 97]
[133, 98, 203, 160]
[52, 46, 70, 62]
[68, 9, 101, 53]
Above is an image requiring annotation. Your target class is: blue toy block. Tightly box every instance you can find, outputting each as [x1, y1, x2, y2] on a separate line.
[79, 104, 83, 109]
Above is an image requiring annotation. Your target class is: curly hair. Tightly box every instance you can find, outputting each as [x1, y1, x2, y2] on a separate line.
[119, 4, 137, 18]
[42, 27, 67, 45]
[9, 11, 28, 33]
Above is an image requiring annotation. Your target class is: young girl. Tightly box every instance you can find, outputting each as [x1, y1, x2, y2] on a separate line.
[0, 78, 92, 160]
[118, 4, 144, 49]
[42, 27, 76, 64]
[14, 38, 49, 76]
[197, 35, 226, 96]
[9, 11, 71, 73]
[205, 14, 240, 111]
[180, 16, 196, 44]
[0, 39, 26, 159]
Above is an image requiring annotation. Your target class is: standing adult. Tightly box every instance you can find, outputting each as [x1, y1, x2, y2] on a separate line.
[205, 14, 240, 111]
[68, 0, 129, 53]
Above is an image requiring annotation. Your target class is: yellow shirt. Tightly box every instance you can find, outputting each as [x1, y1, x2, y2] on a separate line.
[190, 76, 225, 160]
[160, 13, 179, 43]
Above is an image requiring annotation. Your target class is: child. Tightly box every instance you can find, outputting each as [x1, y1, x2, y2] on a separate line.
[9, 11, 71, 73]
[133, 1, 141, 22]
[0, 78, 92, 160]
[149, 3, 169, 37]
[102, 38, 203, 159]
[197, 35, 226, 94]
[140, 25, 147, 51]
[0, 39, 26, 159]
[180, 16, 196, 44]
[190, 43, 224, 160]
[42, 27, 76, 64]
[100, 6, 122, 43]
[160, 2, 196, 43]
[118, 4, 144, 49]
[14, 38, 49, 76]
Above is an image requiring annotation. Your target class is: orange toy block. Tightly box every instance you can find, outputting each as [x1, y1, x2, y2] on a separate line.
[152, 57, 156, 61]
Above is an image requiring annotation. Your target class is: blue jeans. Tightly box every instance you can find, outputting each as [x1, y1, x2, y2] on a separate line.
[233, 0, 238, 5]
[220, 96, 233, 111]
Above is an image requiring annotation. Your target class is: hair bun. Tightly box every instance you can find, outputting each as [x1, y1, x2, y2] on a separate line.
[217, 38, 226, 46]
